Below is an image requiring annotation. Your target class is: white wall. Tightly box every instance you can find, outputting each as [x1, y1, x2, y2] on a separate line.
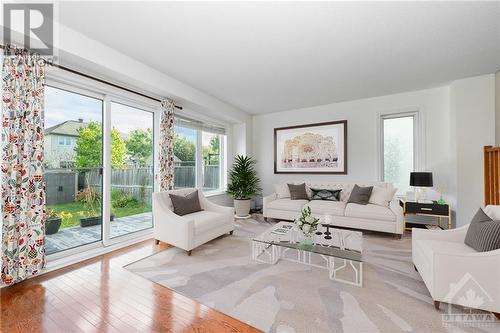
[253, 74, 496, 227]
[450, 74, 495, 226]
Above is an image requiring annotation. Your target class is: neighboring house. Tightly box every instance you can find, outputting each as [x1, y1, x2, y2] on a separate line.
[44, 119, 87, 168]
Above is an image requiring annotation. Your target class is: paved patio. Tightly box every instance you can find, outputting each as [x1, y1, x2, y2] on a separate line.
[46, 212, 153, 255]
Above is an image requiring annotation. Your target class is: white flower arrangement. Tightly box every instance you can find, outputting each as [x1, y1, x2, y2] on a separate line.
[295, 206, 320, 236]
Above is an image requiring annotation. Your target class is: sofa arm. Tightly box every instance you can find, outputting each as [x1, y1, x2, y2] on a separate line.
[389, 199, 405, 234]
[263, 193, 277, 217]
[412, 224, 469, 243]
[153, 194, 195, 250]
[202, 197, 234, 216]
[433, 249, 500, 312]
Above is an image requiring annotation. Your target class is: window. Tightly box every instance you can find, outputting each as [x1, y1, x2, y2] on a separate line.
[174, 117, 226, 193]
[58, 136, 65, 145]
[381, 113, 417, 194]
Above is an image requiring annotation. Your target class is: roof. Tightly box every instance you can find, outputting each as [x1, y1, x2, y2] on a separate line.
[45, 120, 87, 137]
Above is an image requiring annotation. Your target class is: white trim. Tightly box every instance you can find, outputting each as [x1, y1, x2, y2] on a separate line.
[102, 96, 112, 245]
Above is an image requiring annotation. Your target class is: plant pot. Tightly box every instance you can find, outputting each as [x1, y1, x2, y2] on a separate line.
[234, 199, 251, 217]
[46, 218, 62, 235]
[80, 216, 102, 227]
[110, 214, 115, 221]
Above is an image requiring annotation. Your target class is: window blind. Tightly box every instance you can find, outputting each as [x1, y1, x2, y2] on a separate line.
[174, 115, 226, 135]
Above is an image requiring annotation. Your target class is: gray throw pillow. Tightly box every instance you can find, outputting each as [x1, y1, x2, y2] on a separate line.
[310, 188, 342, 201]
[464, 208, 500, 252]
[347, 185, 373, 205]
[169, 190, 203, 216]
[287, 183, 309, 200]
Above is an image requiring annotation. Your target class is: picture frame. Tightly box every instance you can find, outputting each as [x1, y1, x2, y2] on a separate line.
[274, 120, 347, 174]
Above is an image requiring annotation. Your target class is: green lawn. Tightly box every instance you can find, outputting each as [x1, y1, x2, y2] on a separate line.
[48, 201, 151, 229]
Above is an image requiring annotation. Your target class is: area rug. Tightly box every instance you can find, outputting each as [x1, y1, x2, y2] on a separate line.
[125, 217, 499, 333]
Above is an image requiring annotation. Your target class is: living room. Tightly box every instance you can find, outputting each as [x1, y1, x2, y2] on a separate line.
[1, 1, 500, 333]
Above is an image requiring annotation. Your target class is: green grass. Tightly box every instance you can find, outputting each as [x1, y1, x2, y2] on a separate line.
[48, 201, 151, 229]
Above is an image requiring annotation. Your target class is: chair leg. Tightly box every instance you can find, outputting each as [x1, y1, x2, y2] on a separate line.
[434, 301, 440, 310]
[187, 250, 192, 256]
[493, 312, 500, 320]
[394, 234, 402, 240]
[414, 264, 418, 272]
[155, 239, 160, 245]
[264, 217, 268, 222]
[229, 230, 234, 235]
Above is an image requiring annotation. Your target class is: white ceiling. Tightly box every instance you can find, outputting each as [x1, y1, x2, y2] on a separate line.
[59, 1, 500, 114]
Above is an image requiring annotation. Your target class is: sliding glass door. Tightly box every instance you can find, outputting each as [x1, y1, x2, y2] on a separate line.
[44, 86, 103, 255]
[109, 102, 154, 238]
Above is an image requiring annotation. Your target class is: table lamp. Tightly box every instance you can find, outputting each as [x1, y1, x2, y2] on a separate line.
[410, 172, 433, 203]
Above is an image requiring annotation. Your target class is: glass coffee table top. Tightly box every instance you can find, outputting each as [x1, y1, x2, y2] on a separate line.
[253, 221, 362, 262]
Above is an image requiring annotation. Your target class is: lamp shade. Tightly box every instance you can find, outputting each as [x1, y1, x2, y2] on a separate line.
[410, 172, 433, 187]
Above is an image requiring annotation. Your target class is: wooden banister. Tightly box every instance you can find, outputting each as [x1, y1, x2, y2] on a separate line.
[484, 145, 500, 205]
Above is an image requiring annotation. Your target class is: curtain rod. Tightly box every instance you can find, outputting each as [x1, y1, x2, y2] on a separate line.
[0, 44, 183, 110]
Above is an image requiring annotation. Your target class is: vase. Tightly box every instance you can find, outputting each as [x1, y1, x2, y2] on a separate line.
[299, 232, 314, 248]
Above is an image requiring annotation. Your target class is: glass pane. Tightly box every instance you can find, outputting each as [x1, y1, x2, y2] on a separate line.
[110, 102, 154, 239]
[173, 126, 197, 189]
[44, 86, 103, 255]
[202, 132, 221, 192]
[383, 116, 414, 193]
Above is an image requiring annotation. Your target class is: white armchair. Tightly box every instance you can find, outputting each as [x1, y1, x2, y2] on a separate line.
[152, 189, 234, 255]
[412, 206, 500, 316]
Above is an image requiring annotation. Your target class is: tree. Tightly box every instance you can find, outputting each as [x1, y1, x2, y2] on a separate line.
[126, 128, 153, 166]
[173, 135, 196, 163]
[74, 122, 126, 169]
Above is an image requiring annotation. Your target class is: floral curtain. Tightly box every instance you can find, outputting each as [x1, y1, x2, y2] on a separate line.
[158, 98, 175, 191]
[1, 51, 46, 286]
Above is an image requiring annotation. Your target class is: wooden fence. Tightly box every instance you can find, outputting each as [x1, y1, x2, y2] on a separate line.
[484, 145, 500, 205]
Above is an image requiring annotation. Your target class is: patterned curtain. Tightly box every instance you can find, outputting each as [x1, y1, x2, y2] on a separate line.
[158, 99, 175, 191]
[1, 51, 46, 286]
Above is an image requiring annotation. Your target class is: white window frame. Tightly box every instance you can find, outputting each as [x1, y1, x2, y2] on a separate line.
[377, 109, 425, 185]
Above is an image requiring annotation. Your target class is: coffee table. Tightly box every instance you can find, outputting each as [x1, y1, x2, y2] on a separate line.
[252, 221, 363, 286]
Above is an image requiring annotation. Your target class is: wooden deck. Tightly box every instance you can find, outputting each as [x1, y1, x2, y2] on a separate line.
[0, 240, 261, 333]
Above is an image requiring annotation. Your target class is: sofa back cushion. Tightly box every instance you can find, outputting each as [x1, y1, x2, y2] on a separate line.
[464, 208, 500, 252]
[169, 190, 203, 216]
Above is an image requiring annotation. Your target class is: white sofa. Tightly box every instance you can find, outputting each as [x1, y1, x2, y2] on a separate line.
[412, 205, 500, 315]
[263, 181, 404, 236]
[152, 189, 234, 255]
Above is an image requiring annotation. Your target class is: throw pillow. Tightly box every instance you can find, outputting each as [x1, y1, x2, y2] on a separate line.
[369, 186, 398, 206]
[464, 208, 500, 252]
[274, 183, 291, 199]
[310, 188, 342, 201]
[169, 190, 203, 216]
[347, 185, 373, 205]
[287, 183, 309, 200]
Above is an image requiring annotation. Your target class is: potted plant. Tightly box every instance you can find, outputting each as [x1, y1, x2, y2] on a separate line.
[46, 209, 62, 235]
[226, 155, 261, 217]
[76, 188, 102, 227]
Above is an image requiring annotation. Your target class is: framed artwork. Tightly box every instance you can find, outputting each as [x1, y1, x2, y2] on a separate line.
[274, 120, 347, 174]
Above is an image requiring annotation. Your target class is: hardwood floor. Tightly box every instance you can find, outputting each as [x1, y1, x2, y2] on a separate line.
[0, 240, 261, 333]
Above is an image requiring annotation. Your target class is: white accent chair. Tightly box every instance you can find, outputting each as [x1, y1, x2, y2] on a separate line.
[412, 205, 500, 316]
[152, 189, 234, 255]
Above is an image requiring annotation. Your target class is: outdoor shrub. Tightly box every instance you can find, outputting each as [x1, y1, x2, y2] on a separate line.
[76, 188, 100, 204]
[111, 189, 140, 208]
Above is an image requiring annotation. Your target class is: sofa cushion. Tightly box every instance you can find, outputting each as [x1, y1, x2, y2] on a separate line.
[169, 190, 203, 216]
[347, 185, 373, 205]
[344, 203, 396, 221]
[415, 239, 477, 264]
[307, 200, 346, 216]
[274, 183, 291, 199]
[464, 208, 500, 252]
[288, 183, 309, 200]
[186, 211, 228, 235]
[369, 186, 397, 207]
[267, 199, 309, 211]
[310, 188, 342, 201]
